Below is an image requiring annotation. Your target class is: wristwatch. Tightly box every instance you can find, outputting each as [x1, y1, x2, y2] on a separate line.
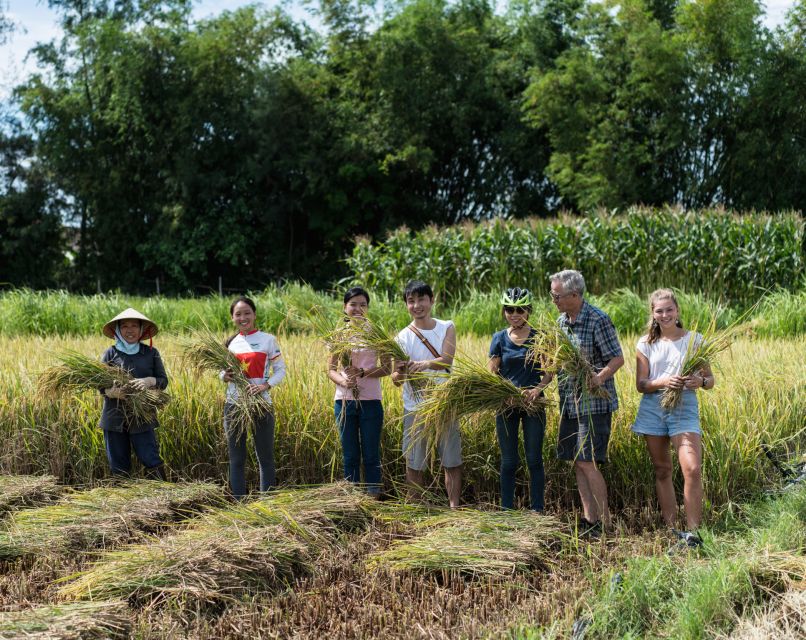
[359, 368, 365, 378]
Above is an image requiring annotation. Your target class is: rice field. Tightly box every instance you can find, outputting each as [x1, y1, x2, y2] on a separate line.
[0, 331, 802, 510]
[0, 320, 804, 637]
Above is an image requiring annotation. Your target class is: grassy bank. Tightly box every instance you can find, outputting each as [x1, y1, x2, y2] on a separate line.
[0, 285, 805, 338]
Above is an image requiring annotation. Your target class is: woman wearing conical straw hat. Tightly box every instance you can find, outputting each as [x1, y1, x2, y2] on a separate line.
[99, 308, 168, 479]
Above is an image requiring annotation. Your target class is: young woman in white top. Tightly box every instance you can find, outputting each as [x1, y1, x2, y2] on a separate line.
[632, 289, 714, 545]
[327, 287, 391, 496]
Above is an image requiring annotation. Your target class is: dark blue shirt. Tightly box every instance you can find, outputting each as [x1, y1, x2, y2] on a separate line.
[99, 344, 168, 433]
[489, 328, 543, 389]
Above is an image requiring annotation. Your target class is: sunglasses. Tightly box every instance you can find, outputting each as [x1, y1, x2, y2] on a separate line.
[504, 306, 527, 314]
[550, 291, 574, 302]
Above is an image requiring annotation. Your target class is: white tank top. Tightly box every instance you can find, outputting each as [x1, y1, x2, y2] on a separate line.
[396, 318, 453, 412]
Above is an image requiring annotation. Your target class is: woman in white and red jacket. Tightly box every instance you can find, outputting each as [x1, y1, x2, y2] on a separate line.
[221, 296, 286, 498]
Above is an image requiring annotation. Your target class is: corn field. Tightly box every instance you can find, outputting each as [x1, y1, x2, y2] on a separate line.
[347, 208, 805, 305]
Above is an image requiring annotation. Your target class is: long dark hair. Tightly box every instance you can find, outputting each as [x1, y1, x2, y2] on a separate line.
[646, 289, 683, 344]
[225, 296, 257, 347]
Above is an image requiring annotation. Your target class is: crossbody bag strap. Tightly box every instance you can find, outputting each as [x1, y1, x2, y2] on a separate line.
[408, 324, 442, 359]
[407, 324, 452, 374]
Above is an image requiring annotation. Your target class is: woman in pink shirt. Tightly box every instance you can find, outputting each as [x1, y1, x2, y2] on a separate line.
[327, 287, 391, 495]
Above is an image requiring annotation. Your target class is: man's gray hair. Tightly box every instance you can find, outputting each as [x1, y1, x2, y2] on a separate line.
[549, 269, 586, 296]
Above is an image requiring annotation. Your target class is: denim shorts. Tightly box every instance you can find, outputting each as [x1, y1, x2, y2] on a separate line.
[631, 390, 701, 437]
[402, 412, 462, 471]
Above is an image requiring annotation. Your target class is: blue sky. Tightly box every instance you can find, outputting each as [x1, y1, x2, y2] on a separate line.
[0, 0, 799, 102]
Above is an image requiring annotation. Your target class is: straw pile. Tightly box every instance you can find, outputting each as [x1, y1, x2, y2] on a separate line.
[0, 481, 224, 560]
[527, 322, 610, 401]
[412, 358, 549, 447]
[0, 475, 62, 516]
[0, 601, 130, 640]
[368, 509, 569, 578]
[182, 329, 273, 437]
[39, 351, 170, 424]
[59, 483, 378, 604]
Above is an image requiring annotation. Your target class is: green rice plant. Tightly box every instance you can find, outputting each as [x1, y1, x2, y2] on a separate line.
[39, 351, 170, 425]
[0, 481, 224, 560]
[181, 328, 273, 438]
[0, 601, 130, 639]
[659, 316, 746, 410]
[527, 320, 610, 402]
[0, 475, 62, 516]
[1, 284, 805, 339]
[59, 483, 376, 604]
[412, 357, 549, 450]
[368, 509, 569, 578]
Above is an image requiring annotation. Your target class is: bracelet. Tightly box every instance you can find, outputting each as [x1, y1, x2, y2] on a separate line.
[359, 368, 365, 378]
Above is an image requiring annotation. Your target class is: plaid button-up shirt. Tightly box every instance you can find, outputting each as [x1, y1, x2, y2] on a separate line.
[557, 300, 623, 418]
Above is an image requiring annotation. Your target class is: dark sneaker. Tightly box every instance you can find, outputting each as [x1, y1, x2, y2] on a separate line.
[667, 529, 703, 554]
[579, 518, 602, 539]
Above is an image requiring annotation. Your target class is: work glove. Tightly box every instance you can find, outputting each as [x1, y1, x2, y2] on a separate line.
[131, 377, 157, 391]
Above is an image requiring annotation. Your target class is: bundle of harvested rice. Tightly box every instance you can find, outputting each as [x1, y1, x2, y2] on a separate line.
[527, 321, 610, 401]
[39, 351, 170, 424]
[368, 509, 569, 578]
[182, 328, 273, 436]
[0, 481, 224, 560]
[0, 475, 62, 516]
[660, 319, 740, 409]
[0, 601, 130, 640]
[59, 483, 377, 604]
[410, 358, 549, 449]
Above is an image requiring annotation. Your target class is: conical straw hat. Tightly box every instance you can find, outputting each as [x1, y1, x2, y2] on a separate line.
[102, 308, 159, 340]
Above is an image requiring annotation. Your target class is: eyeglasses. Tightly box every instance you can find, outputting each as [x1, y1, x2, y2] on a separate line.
[550, 291, 574, 302]
[504, 306, 527, 314]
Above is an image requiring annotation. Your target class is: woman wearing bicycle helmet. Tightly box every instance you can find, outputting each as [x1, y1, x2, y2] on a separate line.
[488, 288, 551, 511]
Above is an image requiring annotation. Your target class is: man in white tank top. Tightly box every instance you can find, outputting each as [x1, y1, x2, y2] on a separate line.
[392, 280, 462, 508]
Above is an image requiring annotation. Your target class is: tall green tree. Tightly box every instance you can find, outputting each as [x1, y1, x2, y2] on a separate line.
[0, 118, 64, 288]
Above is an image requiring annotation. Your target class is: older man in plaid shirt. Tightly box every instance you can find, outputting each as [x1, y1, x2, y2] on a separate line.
[550, 270, 624, 537]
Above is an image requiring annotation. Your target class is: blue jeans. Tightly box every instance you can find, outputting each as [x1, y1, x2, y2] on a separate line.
[496, 409, 546, 511]
[335, 400, 383, 494]
[104, 428, 163, 475]
[224, 404, 275, 499]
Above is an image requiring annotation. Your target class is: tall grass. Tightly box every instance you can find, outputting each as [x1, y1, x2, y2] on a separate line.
[583, 487, 806, 639]
[346, 208, 805, 305]
[0, 333, 802, 512]
[0, 285, 804, 338]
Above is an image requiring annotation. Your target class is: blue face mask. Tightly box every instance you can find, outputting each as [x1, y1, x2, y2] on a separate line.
[114, 322, 142, 355]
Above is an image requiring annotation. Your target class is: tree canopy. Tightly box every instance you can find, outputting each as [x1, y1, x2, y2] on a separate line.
[2, 0, 804, 292]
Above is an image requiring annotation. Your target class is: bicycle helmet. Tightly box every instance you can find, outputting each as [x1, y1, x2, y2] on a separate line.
[500, 287, 533, 307]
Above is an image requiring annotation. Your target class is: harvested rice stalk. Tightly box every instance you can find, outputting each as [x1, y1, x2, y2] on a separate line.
[412, 357, 549, 447]
[0, 601, 130, 639]
[58, 521, 311, 605]
[368, 509, 569, 578]
[659, 319, 740, 410]
[182, 328, 273, 437]
[39, 351, 170, 425]
[527, 321, 610, 402]
[0, 475, 62, 516]
[0, 481, 224, 560]
[60, 483, 376, 604]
